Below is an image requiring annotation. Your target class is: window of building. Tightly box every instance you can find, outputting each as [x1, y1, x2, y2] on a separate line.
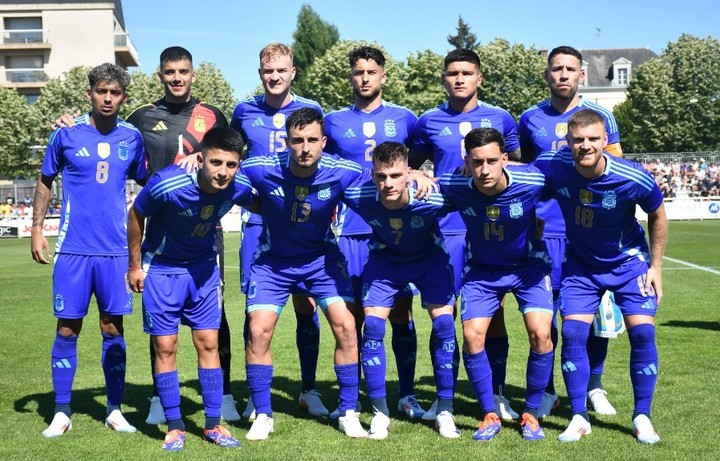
[617, 67, 628, 86]
[3, 17, 43, 44]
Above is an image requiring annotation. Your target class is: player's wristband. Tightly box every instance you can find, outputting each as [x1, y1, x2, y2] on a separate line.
[128, 266, 141, 271]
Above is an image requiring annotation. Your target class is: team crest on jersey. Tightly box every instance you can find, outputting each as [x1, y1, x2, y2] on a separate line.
[580, 189, 593, 205]
[272, 113, 285, 129]
[384, 119, 397, 137]
[363, 122, 376, 138]
[480, 118, 492, 128]
[118, 141, 128, 160]
[200, 205, 214, 220]
[509, 199, 524, 219]
[97, 142, 111, 159]
[194, 115, 207, 133]
[318, 184, 331, 201]
[295, 186, 309, 201]
[411, 216, 424, 228]
[219, 201, 233, 217]
[389, 218, 403, 230]
[486, 206, 500, 221]
[54, 294, 64, 312]
[458, 121, 472, 136]
[602, 190, 617, 210]
[555, 122, 568, 138]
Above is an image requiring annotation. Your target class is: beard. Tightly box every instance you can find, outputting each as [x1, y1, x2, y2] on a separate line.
[353, 86, 381, 102]
[550, 85, 578, 101]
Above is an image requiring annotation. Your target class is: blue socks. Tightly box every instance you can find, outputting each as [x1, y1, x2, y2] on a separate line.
[155, 370, 184, 430]
[199, 367, 222, 429]
[525, 349, 554, 414]
[335, 363, 360, 415]
[463, 350, 495, 414]
[51, 333, 78, 416]
[561, 319, 591, 417]
[485, 336, 509, 396]
[391, 320, 417, 398]
[101, 333, 126, 409]
[361, 315, 387, 400]
[246, 364, 273, 417]
[295, 310, 320, 392]
[628, 324, 658, 419]
[431, 314, 455, 401]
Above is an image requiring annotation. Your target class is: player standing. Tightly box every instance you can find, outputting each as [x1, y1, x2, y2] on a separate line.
[230, 43, 328, 419]
[535, 109, 667, 444]
[324, 46, 424, 418]
[31, 63, 146, 438]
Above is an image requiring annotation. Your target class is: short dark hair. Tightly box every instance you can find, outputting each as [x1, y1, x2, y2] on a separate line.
[568, 108, 605, 131]
[88, 63, 131, 92]
[349, 46, 386, 68]
[547, 46, 583, 65]
[444, 48, 481, 73]
[286, 107, 324, 133]
[372, 142, 408, 168]
[464, 128, 505, 153]
[160, 46, 193, 66]
[201, 127, 245, 159]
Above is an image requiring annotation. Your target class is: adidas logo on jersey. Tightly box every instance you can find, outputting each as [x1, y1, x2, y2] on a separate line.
[75, 147, 90, 157]
[439, 126, 453, 137]
[534, 127, 548, 138]
[557, 187, 571, 198]
[367, 219, 382, 227]
[342, 128, 356, 139]
[251, 117, 265, 127]
[177, 209, 193, 217]
[153, 121, 167, 131]
[462, 207, 477, 217]
[270, 187, 284, 197]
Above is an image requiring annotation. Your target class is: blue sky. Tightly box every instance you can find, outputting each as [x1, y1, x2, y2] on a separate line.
[121, 0, 719, 100]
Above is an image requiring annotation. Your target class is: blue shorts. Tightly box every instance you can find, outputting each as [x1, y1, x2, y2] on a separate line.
[240, 222, 263, 294]
[442, 232, 466, 292]
[337, 234, 370, 304]
[246, 247, 354, 314]
[142, 265, 222, 335]
[52, 253, 132, 319]
[361, 248, 455, 309]
[459, 263, 553, 321]
[560, 256, 657, 317]
[544, 237, 566, 290]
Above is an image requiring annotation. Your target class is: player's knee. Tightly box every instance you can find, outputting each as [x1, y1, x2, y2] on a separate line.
[528, 330, 552, 353]
[561, 319, 591, 344]
[627, 323, 655, 347]
[432, 313, 455, 340]
[363, 315, 386, 341]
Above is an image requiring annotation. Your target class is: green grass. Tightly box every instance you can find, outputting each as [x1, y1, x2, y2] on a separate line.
[1, 220, 719, 460]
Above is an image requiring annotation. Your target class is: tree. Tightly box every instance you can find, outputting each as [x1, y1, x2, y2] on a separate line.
[191, 62, 238, 118]
[121, 69, 162, 118]
[291, 4, 340, 95]
[447, 15, 479, 49]
[0, 87, 34, 178]
[474, 39, 547, 119]
[302, 40, 405, 112]
[400, 50, 446, 115]
[29, 66, 91, 147]
[618, 34, 720, 152]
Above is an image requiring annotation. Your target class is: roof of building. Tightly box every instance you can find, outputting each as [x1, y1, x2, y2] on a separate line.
[580, 48, 658, 87]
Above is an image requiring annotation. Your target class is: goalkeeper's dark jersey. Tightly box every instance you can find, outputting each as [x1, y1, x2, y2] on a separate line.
[127, 97, 228, 175]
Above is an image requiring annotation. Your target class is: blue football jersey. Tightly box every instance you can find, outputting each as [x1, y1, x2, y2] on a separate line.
[439, 164, 549, 269]
[534, 150, 663, 268]
[518, 98, 621, 238]
[42, 115, 146, 255]
[230, 93, 323, 225]
[325, 102, 418, 236]
[134, 165, 255, 270]
[241, 153, 368, 261]
[342, 180, 454, 262]
[412, 101, 520, 234]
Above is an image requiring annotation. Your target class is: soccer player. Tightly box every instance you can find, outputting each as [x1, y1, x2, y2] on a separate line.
[343, 141, 459, 439]
[518, 45, 624, 417]
[54, 46, 240, 423]
[439, 127, 554, 441]
[127, 127, 255, 451]
[230, 43, 328, 419]
[324, 46, 424, 419]
[411, 48, 521, 420]
[534, 109, 667, 444]
[31, 63, 146, 438]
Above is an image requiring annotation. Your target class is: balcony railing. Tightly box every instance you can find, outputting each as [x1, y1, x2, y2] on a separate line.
[2, 29, 46, 45]
[5, 69, 48, 83]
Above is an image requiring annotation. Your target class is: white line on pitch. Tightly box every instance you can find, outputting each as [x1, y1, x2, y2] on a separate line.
[663, 256, 720, 275]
